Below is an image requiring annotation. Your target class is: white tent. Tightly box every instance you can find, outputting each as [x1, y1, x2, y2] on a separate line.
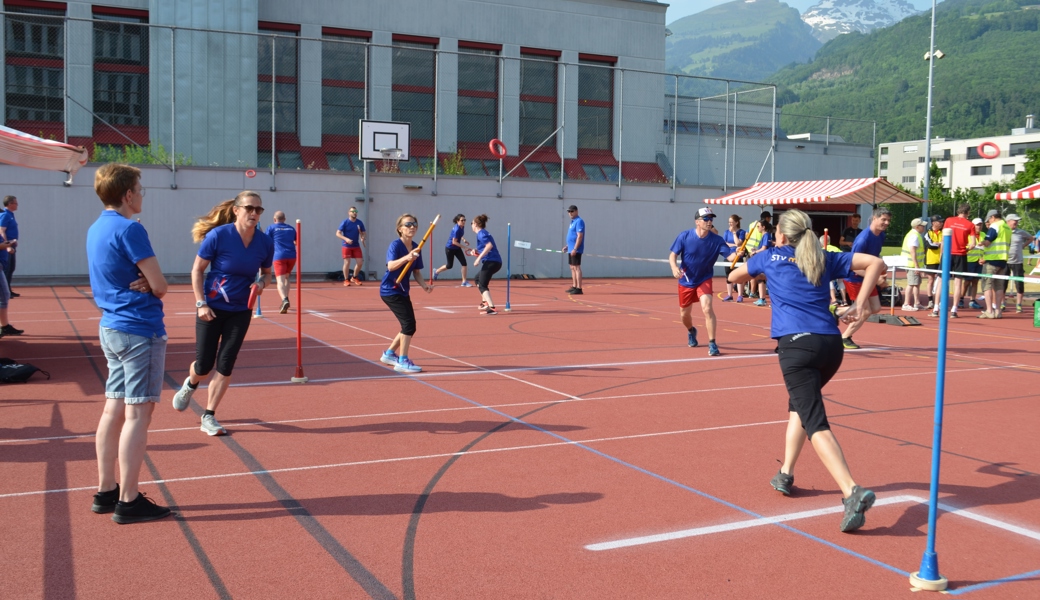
[704, 177, 922, 206]
[995, 182, 1040, 201]
[0, 125, 88, 183]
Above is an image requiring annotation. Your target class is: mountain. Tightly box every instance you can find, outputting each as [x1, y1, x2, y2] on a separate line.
[666, 0, 821, 89]
[802, 0, 922, 42]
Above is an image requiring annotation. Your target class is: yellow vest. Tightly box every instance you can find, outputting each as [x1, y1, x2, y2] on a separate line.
[901, 229, 926, 266]
[746, 227, 763, 251]
[925, 229, 943, 264]
[967, 234, 983, 263]
[983, 220, 1011, 262]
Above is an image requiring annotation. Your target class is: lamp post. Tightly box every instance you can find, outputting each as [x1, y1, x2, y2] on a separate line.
[921, 0, 944, 220]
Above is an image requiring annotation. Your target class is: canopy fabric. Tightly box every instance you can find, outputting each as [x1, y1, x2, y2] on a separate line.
[704, 177, 921, 206]
[995, 182, 1040, 201]
[0, 125, 88, 180]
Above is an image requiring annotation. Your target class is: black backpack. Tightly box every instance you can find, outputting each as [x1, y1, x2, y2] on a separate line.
[0, 358, 49, 383]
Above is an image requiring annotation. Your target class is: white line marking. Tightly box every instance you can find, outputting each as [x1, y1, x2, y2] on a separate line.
[425, 307, 455, 314]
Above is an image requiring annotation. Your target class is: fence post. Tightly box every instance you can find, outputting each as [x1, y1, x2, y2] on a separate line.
[270, 35, 277, 191]
[432, 48, 438, 196]
[616, 68, 623, 201]
[671, 75, 678, 201]
[170, 26, 178, 189]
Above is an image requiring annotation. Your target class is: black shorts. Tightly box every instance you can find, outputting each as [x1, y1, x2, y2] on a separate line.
[967, 261, 982, 275]
[476, 261, 502, 293]
[776, 333, 844, 439]
[568, 252, 582, 266]
[950, 255, 968, 278]
[444, 246, 467, 269]
[195, 308, 253, 377]
[1009, 263, 1025, 294]
[926, 263, 940, 275]
[381, 293, 416, 336]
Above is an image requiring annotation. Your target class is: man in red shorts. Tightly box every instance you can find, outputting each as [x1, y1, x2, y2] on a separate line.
[265, 211, 297, 313]
[940, 203, 976, 318]
[336, 207, 367, 285]
[668, 207, 737, 357]
[840, 207, 891, 349]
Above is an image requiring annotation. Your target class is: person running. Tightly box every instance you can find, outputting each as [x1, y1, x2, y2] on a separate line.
[563, 205, 585, 294]
[729, 209, 885, 533]
[265, 211, 297, 314]
[722, 214, 746, 302]
[940, 204, 976, 317]
[668, 207, 737, 357]
[433, 213, 472, 287]
[337, 207, 366, 286]
[470, 214, 503, 315]
[901, 218, 928, 312]
[86, 163, 172, 524]
[379, 213, 433, 373]
[172, 192, 274, 436]
[840, 206, 890, 349]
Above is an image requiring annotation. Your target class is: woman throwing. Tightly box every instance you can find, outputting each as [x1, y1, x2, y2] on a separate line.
[470, 214, 502, 315]
[433, 214, 472, 287]
[728, 209, 885, 533]
[172, 192, 274, 436]
[379, 213, 433, 374]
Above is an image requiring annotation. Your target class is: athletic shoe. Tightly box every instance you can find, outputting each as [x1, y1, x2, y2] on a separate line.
[842, 337, 860, 350]
[112, 492, 172, 525]
[200, 414, 227, 436]
[565, 286, 577, 294]
[736, 296, 744, 303]
[1016, 305, 1023, 313]
[8, 291, 19, 298]
[380, 350, 399, 366]
[479, 301, 488, 312]
[687, 327, 698, 348]
[839, 486, 876, 533]
[1, 324, 24, 336]
[901, 304, 918, 311]
[722, 295, 733, 302]
[949, 311, 959, 318]
[351, 277, 362, 286]
[171, 376, 195, 412]
[829, 303, 841, 324]
[343, 280, 351, 286]
[770, 471, 794, 496]
[279, 299, 290, 314]
[977, 311, 995, 319]
[958, 299, 964, 309]
[484, 306, 498, 315]
[461, 281, 473, 287]
[395, 357, 422, 373]
[571, 288, 583, 295]
[432, 271, 439, 281]
[92, 484, 119, 514]
[969, 301, 983, 309]
[927, 300, 934, 309]
[929, 311, 939, 318]
[754, 299, 767, 307]
[707, 341, 720, 356]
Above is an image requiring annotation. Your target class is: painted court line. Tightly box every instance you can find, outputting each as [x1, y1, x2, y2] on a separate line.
[425, 307, 455, 314]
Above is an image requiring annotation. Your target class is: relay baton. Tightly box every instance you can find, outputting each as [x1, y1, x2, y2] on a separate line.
[396, 214, 440, 286]
[730, 221, 758, 269]
[247, 284, 260, 310]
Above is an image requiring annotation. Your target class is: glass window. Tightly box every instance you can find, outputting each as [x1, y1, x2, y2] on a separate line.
[322, 86, 365, 136]
[1002, 164, 1016, 175]
[462, 159, 487, 176]
[970, 166, 991, 176]
[327, 153, 363, 171]
[1010, 141, 1040, 156]
[94, 71, 147, 126]
[392, 91, 433, 140]
[94, 15, 147, 65]
[5, 6, 64, 124]
[93, 14, 148, 128]
[902, 160, 915, 168]
[939, 168, 947, 177]
[582, 164, 606, 181]
[258, 81, 298, 133]
[393, 41, 435, 140]
[322, 35, 366, 136]
[578, 60, 613, 150]
[5, 7, 64, 58]
[966, 146, 981, 160]
[258, 29, 298, 134]
[458, 96, 496, 144]
[257, 31, 297, 78]
[393, 42, 434, 87]
[880, 147, 889, 155]
[578, 105, 611, 150]
[903, 145, 918, 153]
[520, 55, 557, 147]
[902, 175, 916, 183]
[322, 36, 366, 82]
[5, 64, 63, 121]
[257, 151, 273, 168]
[277, 151, 303, 168]
[879, 161, 888, 170]
[601, 164, 620, 182]
[458, 49, 496, 92]
[457, 48, 497, 144]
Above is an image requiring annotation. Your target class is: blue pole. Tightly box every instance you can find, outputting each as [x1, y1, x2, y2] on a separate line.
[505, 223, 512, 311]
[910, 228, 951, 591]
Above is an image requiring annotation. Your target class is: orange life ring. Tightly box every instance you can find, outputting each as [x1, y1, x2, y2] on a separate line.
[245, 169, 257, 178]
[977, 141, 1000, 160]
[488, 138, 507, 159]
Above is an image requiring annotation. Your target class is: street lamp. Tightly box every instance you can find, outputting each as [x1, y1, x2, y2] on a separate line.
[921, 0, 944, 220]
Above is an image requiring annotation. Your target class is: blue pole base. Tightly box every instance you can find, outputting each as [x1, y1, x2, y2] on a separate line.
[910, 551, 948, 591]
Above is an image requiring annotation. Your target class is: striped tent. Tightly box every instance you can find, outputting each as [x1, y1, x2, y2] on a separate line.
[0, 125, 88, 183]
[994, 182, 1040, 201]
[704, 177, 921, 206]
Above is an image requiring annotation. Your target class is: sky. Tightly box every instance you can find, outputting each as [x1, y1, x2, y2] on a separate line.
[664, 0, 938, 25]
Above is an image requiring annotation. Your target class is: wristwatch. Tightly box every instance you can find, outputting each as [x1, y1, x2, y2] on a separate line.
[196, 300, 207, 308]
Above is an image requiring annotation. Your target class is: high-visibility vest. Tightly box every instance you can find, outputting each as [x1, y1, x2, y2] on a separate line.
[983, 220, 1011, 262]
[925, 229, 943, 264]
[746, 227, 763, 251]
[967, 234, 983, 263]
[901, 229, 926, 266]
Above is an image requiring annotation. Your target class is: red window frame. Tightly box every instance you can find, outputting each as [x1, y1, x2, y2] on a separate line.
[4, 0, 67, 139]
[257, 23, 300, 162]
[91, 7, 149, 145]
[457, 43, 498, 145]
[391, 37, 437, 153]
[320, 30, 369, 162]
[518, 51, 558, 156]
[576, 57, 614, 152]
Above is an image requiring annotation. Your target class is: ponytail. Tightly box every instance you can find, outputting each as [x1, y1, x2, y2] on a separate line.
[779, 209, 825, 286]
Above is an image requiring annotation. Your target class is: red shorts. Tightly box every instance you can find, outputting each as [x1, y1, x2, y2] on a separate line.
[342, 247, 363, 259]
[843, 279, 878, 301]
[273, 259, 296, 276]
[678, 280, 713, 308]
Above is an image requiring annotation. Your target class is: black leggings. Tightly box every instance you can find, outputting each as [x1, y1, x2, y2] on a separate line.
[381, 293, 417, 336]
[444, 246, 467, 269]
[476, 261, 501, 293]
[776, 333, 844, 439]
[195, 308, 252, 377]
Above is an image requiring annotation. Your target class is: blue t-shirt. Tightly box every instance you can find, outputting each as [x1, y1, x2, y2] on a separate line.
[445, 223, 464, 249]
[381, 238, 425, 297]
[747, 246, 854, 339]
[86, 210, 165, 338]
[723, 228, 746, 249]
[265, 222, 297, 260]
[338, 218, 365, 248]
[567, 216, 585, 253]
[0, 209, 18, 242]
[476, 229, 502, 263]
[198, 224, 274, 312]
[757, 232, 773, 250]
[846, 227, 886, 283]
[669, 229, 731, 287]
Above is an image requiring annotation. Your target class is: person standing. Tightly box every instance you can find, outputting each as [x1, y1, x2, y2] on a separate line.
[722, 214, 746, 302]
[0, 237, 22, 337]
[966, 218, 985, 309]
[433, 214, 472, 287]
[668, 207, 737, 357]
[336, 207, 366, 286]
[839, 212, 862, 252]
[171, 192, 274, 436]
[470, 214, 503, 315]
[563, 205, 585, 294]
[901, 218, 928, 312]
[924, 216, 944, 309]
[840, 206, 891, 349]
[265, 211, 297, 314]
[0, 196, 18, 296]
[729, 209, 884, 533]
[1005, 213, 1031, 313]
[379, 213, 433, 373]
[978, 209, 1010, 319]
[86, 164, 172, 524]
[939, 204, 976, 317]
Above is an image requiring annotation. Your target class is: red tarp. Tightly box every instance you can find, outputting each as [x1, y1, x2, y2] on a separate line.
[704, 177, 921, 206]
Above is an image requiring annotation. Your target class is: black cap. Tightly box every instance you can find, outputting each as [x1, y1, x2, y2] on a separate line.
[566, 205, 578, 212]
[930, 214, 943, 222]
[760, 211, 772, 219]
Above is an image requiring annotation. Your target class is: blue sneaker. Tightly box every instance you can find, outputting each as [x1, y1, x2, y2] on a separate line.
[687, 328, 698, 348]
[969, 301, 982, 309]
[395, 356, 422, 373]
[461, 281, 473, 287]
[754, 299, 767, 307]
[736, 296, 744, 303]
[432, 271, 439, 281]
[380, 350, 399, 366]
[708, 341, 720, 356]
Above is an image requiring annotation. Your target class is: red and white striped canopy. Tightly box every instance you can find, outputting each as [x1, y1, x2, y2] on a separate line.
[995, 182, 1040, 201]
[704, 177, 921, 206]
[0, 125, 87, 181]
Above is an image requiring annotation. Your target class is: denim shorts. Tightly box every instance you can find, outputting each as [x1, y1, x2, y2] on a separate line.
[99, 326, 168, 404]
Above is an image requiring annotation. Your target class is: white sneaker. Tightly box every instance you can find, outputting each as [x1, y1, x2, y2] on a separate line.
[200, 414, 226, 436]
[901, 304, 918, 312]
[172, 376, 195, 411]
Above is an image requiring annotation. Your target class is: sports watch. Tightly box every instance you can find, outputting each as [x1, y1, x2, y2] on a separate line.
[196, 300, 207, 308]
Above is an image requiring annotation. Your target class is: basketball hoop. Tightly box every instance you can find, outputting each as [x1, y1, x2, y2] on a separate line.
[378, 147, 403, 173]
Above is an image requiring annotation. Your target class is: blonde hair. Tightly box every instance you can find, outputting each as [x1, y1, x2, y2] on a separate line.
[395, 213, 418, 237]
[192, 191, 260, 243]
[778, 209, 825, 286]
[94, 163, 141, 208]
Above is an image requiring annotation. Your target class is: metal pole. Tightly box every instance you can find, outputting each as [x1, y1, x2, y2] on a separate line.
[362, 40, 370, 278]
[505, 222, 511, 312]
[63, 20, 68, 143]
[170, 27, 178, 189]
[616, 68, 623, 201]
[559, 62, 565, 199]
[270, 35, 277, 190]
[498, 55, 504, 198]
[671, 75, 678, 200]
[291, 219, 308, 383]
[922, 0, 938, 220]
[826, 116, 830, 146]
[697, 97, 701, 185]
[723, 81, 729, 191]
[732, 90, 737, 187]
[771, 86, 776, 181]
[432, 48, 438, 196]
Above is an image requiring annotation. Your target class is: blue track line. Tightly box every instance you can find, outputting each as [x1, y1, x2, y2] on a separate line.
[947, 568, 1040, 595]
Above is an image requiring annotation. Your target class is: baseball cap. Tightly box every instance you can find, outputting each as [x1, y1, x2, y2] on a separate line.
[930, 214, 943, 222]
[1006, 213, 1021, 221]
[697, 207, 716, 220]
[985, 209, 1000, 220]
[911, 217, 926, 228]
[760, 211, 772, 219]
[972, 217, 983, 225]
[566, 205, 578, 213]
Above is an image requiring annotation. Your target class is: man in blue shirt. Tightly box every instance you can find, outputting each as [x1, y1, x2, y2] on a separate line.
[840, 206, 891, 349]
[668, 207, 737, 356]
[265, 211, 297, 313]
[0, 196, 19, 296]
[563, 205, 585, 294]
[336, 207, 366, 286]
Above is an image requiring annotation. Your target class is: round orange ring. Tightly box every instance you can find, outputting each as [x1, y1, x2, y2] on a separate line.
[488, 139, 507, 159]
[977, 141, 1000, 160]
[245, 169, 257, 178]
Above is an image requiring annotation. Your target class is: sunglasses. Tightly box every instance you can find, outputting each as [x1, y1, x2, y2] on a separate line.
[701, 217, 714, 221]
[402, 222, 418, 228]
[236, 204, 264, 214]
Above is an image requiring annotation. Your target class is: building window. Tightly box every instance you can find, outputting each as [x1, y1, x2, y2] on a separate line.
[966, 146, 982, 160]
[879, 161, 888, 171]
[970, 166, 992, 176]
[1010, 141, 1040, 156]
[880, 147, 889, 155]
[903, 145, 918, 153]
[392, 39, 436, 142]
[4, 3, 65, 129]
[902, 160, 915, 168]
[93, 11, 148, 129]
[258, 26, 298, 133]
[520, 53, 557, 147]
[457, 45, 498, 144]
[938, 168, 947, 177]
[902, 175, 916, 184]
[578, 58, 613, 150]
[321, 33, 367, 136]
[526, 160, 561, 180]
[1001, 164, 1016, 175]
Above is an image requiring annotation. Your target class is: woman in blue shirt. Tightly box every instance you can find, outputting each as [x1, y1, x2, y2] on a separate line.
[433, 214, 472, 287]
[172, 191, 274, 436]
[379, 213, 433, 374]
[722, 214, 746, 302]
[470, 214, 502, 315]
[729, 209, 885, 533]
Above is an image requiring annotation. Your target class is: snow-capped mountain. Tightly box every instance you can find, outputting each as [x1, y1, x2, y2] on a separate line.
[802, 0, 920, 42]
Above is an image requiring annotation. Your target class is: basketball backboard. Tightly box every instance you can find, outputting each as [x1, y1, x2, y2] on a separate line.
[359, 120, 410, 161]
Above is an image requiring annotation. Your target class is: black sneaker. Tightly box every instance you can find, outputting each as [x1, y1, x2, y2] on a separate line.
[8, 291, 19, 298]
[112, 492, 172, 525]
[91, 484, 119, 514]
[484, 306, 498, 315]
[571, 288, 583, 295]
[842, 337, 859, 350]
[1, 324, 24, 336]
[565, 287, 577, 294]
[839, 486, 876, 532]
[770, 471, 794, 496]
[279, 299, 290, 314]
[478, 301, 488, 313]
